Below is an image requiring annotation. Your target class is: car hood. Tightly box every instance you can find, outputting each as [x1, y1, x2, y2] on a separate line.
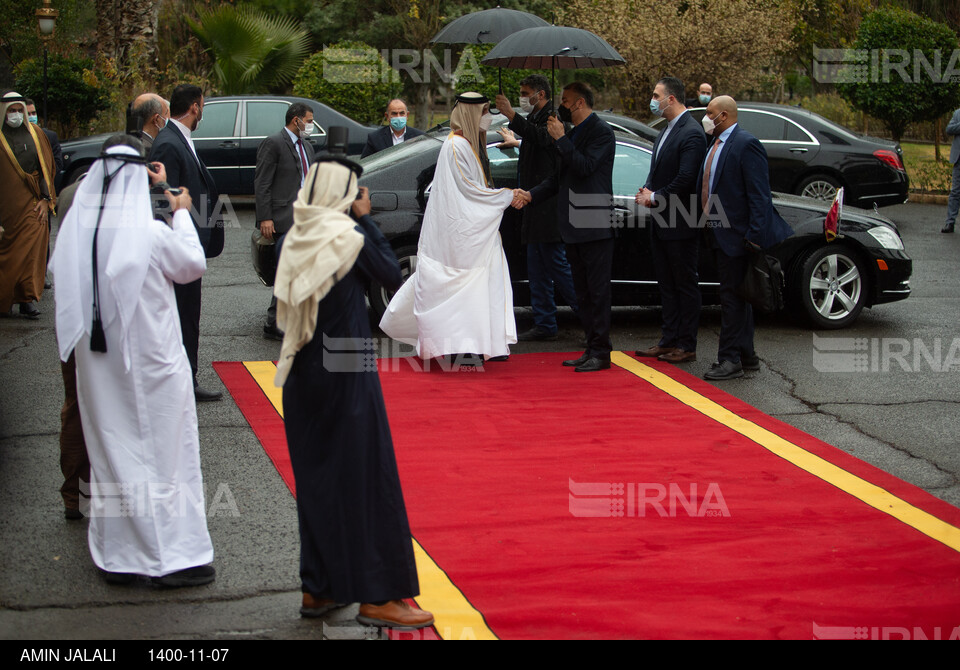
[773, 191, 900, 233]
[61, 132, 115, 149]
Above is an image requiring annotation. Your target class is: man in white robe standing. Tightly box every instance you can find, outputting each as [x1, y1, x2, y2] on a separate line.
[380, 92, 518, 364]
[49, 135, 215, 587]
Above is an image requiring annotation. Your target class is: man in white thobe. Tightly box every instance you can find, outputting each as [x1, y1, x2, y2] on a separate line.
[380, 92, 517, 362]
[50, 135, 215, 587]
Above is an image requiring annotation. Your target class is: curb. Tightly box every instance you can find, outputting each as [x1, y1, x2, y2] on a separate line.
[908, 192, 950, 205]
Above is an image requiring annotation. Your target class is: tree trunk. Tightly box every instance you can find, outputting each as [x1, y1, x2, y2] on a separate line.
[96, 0, 161, 75]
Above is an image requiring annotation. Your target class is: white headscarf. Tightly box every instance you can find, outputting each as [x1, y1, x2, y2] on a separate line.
[273, 160, 365, 387]
[49, 144, 153, 371]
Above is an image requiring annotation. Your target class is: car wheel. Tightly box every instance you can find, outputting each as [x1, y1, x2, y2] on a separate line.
[368, 245, 417, 323]
[66, 164, 91, 185]
[797, 174, 841, 202]
[791, 245, 866, 329]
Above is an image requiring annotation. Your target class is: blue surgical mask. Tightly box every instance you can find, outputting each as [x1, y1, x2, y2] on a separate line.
[649, 98, 664, 117]
[699, 94, 712, 105]
[28, 114, 39, 125]
[390, 116, 407, 132]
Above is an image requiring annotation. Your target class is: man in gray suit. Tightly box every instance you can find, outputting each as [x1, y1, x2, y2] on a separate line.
[255, 102, 316, 339]
[943, 107, 960, 234]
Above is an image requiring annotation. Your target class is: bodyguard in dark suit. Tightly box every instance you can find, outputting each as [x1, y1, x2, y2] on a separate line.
[519, 82, 616, 372]
[254, 102, 316, 339]
[495, 75, 578, 342]
[697, 96, 792, 381]
[635, 77, 706, 364]
[360, 99, 424, 158]
[149, 84, 224, 401]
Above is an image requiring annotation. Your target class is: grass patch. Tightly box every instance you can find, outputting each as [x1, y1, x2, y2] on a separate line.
[901, 142, 952, 193]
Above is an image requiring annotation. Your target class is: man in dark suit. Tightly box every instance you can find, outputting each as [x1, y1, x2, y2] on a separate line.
[635, 76, 706, 364]
[360, 99, 424, 158]
[697, 95, 792, 381]
[516, 82, 616, 372]
[130, 93, 170, 154]
[495, 75, 578, 342]
[150, 84, 224, 401]
[255, 102, 316, 340]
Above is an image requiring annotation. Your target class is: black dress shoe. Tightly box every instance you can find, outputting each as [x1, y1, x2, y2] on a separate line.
[518, 326, 558, 342]
[487, 355, 509, 362]
[99, 569, 138, 586]
[741, 354, 760, 371]
[574, 356, 611, 372]
[65, 507, 84, 520]
[704, 360, 744, 381]
[152, 565, 216, 588]
[563, 353, 589, 367]
[263, 323, 284, 340]
[194, 386, 223, 402]
[942, 223, 955, 233]
[18, 302, 40, 319]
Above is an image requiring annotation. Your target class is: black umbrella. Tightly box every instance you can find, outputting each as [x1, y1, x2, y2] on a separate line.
[431, 7, 550, 45]
[481, 25, 625, 110]
[431, 7, 550, 93]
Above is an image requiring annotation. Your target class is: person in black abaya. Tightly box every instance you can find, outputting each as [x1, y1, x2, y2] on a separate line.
[273, 156, 433, 629]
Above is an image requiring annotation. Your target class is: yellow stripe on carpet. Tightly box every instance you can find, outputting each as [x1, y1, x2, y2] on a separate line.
[611, 351, 960, 554]
[243, 360, 497, 640]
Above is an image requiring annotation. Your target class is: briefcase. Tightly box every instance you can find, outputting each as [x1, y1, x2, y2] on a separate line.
[736, 251, 785, 314]
[251, 229, 277, 287]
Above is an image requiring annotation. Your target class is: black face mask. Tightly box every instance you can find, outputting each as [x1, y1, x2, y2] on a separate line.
[557, 104, 573, 123]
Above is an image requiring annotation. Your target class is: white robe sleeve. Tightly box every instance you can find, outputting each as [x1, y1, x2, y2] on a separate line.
[151, 209, 207, 284]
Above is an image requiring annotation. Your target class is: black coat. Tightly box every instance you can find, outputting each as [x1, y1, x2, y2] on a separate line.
[528, 112, 616, 245]
[360, 125, 425, 158]
[508, 103, 560, 244]
[645, 110, 707, 241]
[149, 122, 223, 258]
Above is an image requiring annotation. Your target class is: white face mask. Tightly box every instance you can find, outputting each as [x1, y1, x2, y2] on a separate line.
[298, 117, 312, 140]
[702, 113, 718, 135]
[6, 112, 24, 128]
[478, 112, 493, 132]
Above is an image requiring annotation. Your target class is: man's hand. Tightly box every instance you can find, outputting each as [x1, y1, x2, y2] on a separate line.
[635, 187, 654, 207]
[352, 186, 372, 219]
[147, 161, 168, 186]
[165, 186, 192, 214]
[511, 189, 532, 209]
[34, 199, 49, 226]
[546, 115, 566, 141]
[494, 94, 515, 122]
[496, 128, 520, 149]
[259, 219, 275, 241]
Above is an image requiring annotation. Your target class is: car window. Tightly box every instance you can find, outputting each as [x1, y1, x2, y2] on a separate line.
[612, 142, 651, 198]
[246, 101, 290, 138]
[360, 131, 443, 174]
[487, 144, 519, 185]
[785, 120, 811, 142]
[192, 101, 238, 139]
[738, 111, 786, 141]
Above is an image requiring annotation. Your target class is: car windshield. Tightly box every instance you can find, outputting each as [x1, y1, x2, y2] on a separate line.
[359, 130, 446, 174]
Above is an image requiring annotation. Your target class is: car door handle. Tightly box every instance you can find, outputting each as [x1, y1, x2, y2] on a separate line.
[218, 141, 237, 148]
[789, 147, 808, 153]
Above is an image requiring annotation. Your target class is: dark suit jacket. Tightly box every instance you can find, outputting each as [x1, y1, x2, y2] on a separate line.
[149, 122, 223, 258]
[697, 124, 792, 257]
[645, 110, 706, 241]
[360, 125, 425, 158]
[528, 112, 616, 244]
[254, 129, 315, 236]
[508, 103, 560, 244]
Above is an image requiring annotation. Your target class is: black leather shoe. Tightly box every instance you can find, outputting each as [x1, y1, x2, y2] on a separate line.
[263, 323, 284, 340]
[563, 353, 589, 367]
[741, 354, 760, 371]
[194, 386, 223, 402]
[704, 360, 744, 381]
[65, 507, 84, 520]
[487, 355, 509, 362]
[518, 327, 558, 342]
[18, 302, 40, 319]
[152, 565, 216, 588]
[100, 569, 137, 586]
[942, 223, 955, 233]
[574, 356, 611, 372]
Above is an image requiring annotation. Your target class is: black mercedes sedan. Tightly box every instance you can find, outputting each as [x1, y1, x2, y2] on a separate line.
[649, 103, 909, 208]
[58, 95, 377, 194]
[360, 123, 911, 330]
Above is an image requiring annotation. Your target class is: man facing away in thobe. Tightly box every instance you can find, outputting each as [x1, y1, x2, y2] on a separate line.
[50, 134, 216, 587]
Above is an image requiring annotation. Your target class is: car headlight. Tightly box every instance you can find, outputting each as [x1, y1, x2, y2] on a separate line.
[866, 226, 903, 250]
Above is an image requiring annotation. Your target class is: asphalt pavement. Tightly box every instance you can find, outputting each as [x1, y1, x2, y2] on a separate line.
[1, 200, 957, 640]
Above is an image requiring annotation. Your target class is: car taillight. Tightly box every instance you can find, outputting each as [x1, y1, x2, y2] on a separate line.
[873, 149, 904, 171]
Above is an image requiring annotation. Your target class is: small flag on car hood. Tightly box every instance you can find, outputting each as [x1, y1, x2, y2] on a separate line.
[824, 187, 843, 242]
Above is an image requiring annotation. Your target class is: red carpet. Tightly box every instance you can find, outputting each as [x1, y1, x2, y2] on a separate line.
[215, 354, 960, 640]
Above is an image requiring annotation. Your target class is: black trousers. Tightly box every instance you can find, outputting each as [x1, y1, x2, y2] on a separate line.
[566, 237, 615, 360]
[715, 250, 754, 364]
[174, 278, 202, 385]
[651, 232, 701, 351]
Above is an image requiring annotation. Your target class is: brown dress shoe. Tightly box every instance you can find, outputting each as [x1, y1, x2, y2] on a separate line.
[300, 593, 340, 618]
[635, 345, 677, 358]
[658, 349, 696, 363]
[357, 600, 434, 628]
